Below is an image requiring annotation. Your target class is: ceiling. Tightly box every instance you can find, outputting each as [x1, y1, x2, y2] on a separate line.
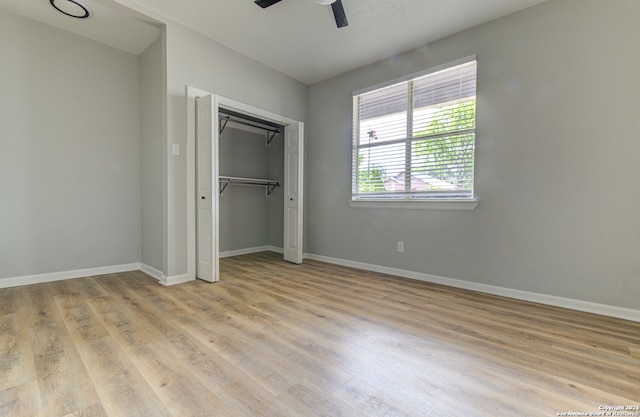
[1, 0, 548, 84]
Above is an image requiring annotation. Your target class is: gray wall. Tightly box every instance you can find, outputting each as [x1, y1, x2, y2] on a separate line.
[139, 36, 164, 271]
[0, 9, 142, 279]
[306, 0, 640, 310]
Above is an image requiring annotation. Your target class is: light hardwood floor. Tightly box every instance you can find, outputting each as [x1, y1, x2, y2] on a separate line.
[1, 251, 639, 417]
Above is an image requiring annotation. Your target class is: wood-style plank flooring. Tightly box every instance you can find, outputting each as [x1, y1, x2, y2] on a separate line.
[1, 251, 639, 416]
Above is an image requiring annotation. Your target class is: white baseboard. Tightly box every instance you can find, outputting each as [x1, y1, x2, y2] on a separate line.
[0, 263, 141, 289]
[0, 263, 197, 289]
[305, 253, 640, 323]
[161, 273, 193, 286]
[139, 264, 195, 286]
[220, 246, 283, 258]
[267, 246, 284, 254]
[139, 263, 163, 281]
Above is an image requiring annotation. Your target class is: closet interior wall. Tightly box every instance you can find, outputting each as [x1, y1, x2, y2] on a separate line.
[218, 119, 284, 253]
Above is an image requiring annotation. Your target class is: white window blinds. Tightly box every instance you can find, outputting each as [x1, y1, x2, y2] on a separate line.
[352, 58, 477, 200]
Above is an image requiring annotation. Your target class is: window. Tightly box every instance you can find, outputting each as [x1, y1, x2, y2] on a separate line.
[351, 57, 477, 205]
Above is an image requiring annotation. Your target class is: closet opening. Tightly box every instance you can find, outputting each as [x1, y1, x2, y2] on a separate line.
[217, 108, 285, 258]
[190, 89, 304, 283]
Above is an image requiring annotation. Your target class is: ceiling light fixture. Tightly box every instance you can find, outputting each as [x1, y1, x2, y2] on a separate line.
[256, 0, 347, 28]
[50, 0, 91, 19]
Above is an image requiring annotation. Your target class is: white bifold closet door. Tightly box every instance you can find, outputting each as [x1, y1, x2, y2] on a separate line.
[196, 94, 219, 282]
[283, 123, 303, 264]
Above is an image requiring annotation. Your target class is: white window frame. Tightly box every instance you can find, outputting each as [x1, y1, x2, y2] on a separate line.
[349, 56, 479, 210]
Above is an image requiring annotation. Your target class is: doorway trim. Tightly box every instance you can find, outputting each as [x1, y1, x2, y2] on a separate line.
[186, 85, 304, 281]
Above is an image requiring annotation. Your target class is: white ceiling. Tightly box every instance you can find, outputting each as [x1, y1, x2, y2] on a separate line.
[1, 0, 548, 84]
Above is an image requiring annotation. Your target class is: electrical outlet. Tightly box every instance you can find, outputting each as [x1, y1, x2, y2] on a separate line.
[397, 241, 404, 252]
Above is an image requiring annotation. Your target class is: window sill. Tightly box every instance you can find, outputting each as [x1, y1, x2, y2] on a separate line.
[348, 198, 479, 211]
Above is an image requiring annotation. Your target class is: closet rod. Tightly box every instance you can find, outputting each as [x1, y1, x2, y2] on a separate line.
[219, 115, 280, 145]
[219, 176, 280, 197]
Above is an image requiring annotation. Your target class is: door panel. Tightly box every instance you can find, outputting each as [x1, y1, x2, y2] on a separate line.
[196, 95, 219, 282]
[283, 123, 303, 264]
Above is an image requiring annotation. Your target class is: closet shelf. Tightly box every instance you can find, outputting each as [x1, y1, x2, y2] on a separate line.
[219, 115, 279, 146]
[219, 176, 280, 196]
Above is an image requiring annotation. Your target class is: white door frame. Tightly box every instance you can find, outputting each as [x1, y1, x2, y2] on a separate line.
[187, 86, 304, 281]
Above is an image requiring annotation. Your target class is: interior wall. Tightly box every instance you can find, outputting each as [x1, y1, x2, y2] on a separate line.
[219, 127, 271, 251]
[139, 35, 164, 271]
[0, 9, 142, 280]
[306, 0, 640, 310]
[163, 22, 307, 277]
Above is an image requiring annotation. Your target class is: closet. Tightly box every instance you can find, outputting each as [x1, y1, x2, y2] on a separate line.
[194, 93, 303, 283]
[218, 109, 284, 256]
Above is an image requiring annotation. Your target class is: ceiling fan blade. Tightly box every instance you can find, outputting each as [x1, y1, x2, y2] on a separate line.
[254, 0, 282, 8]
[331, 0, 348, 28]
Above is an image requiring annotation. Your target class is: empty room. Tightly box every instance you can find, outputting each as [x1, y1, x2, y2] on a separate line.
[1, 0, 639, 416]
